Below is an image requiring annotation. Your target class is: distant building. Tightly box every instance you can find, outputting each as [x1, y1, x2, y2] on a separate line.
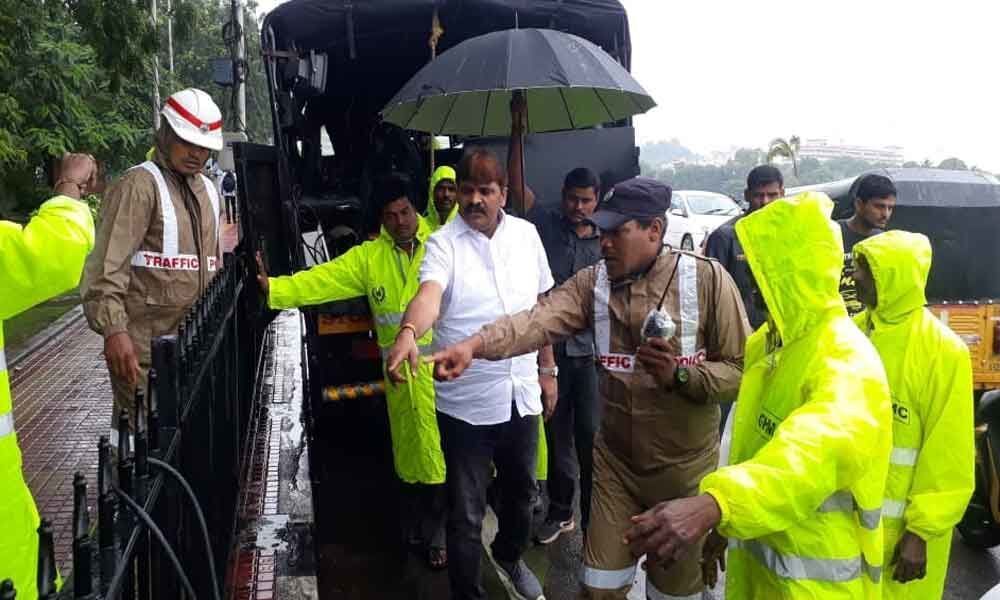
[799, 138, 904, 166]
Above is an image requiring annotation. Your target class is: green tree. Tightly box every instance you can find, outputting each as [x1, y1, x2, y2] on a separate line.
[67, 0, 158, 92]
[165, 0, 271, 143]
[647, 146, 895, 198]
[767, 135, 801, 177]
[0, 1, 149, 215]
[0, 0, 272, 216]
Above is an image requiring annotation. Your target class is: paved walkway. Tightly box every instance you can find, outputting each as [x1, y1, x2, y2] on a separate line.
[10, 314, 111, 570]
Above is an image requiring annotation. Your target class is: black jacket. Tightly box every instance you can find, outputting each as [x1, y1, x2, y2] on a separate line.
[703, 216, 765, 329]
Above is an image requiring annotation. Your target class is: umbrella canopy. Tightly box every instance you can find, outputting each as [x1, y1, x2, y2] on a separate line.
[381, 28, 655, 136]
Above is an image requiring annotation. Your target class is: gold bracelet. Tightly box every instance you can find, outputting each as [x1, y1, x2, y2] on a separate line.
[398, 323, 418, 339]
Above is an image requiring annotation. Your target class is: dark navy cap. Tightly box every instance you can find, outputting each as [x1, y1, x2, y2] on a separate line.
[588, 177, 672, 231]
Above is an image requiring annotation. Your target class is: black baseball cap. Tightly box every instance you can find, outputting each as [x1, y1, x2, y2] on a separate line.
[588, 177, 672, 231]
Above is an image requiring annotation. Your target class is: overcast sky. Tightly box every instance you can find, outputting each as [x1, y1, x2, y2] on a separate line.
[256, 0, 1000, 170]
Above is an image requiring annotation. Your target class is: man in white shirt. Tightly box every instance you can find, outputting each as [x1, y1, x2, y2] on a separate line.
[387, 148, 556, 600]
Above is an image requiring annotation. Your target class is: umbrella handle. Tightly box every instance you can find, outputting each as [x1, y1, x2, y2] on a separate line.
[510, 89, 528, 217]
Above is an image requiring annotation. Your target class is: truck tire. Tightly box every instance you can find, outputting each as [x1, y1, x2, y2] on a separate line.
[957, 502, 1000, 549]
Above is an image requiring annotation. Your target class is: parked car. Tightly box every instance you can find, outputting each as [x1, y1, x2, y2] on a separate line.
[663, 190, 743, 251]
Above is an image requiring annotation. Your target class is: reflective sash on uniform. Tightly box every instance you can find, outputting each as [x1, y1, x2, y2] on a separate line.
[130, 162, 221, 272]
[593, 254, 704, 373]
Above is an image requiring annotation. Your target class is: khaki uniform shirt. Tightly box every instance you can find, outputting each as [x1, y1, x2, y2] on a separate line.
[479, 250, 750, 471]
[82, 156, 221, 368]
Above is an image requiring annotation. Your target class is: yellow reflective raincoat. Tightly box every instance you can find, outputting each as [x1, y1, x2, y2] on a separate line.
[700, 192, 893, 599]
[426, 166, 457, 232]
[1, 196, 94, 599]
[268, 217, 445, 484]
[853, 231, 974, 599]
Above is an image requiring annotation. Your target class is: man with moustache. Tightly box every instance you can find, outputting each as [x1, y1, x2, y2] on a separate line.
[427, 177, 750, 600]
[386, 148, 556, 600]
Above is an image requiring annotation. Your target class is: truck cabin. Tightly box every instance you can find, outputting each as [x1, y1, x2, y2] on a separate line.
[234, 0, 639, 595]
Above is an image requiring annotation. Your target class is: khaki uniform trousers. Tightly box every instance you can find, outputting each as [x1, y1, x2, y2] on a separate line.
[579, 438, 717, 600]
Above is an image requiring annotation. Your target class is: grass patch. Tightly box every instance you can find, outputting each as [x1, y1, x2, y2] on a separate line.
[4, 290, 81, 356]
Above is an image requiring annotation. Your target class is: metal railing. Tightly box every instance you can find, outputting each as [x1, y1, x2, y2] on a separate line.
[48, 252, 270, 599]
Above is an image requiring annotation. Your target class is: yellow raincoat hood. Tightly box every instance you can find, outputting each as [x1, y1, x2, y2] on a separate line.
[853, 230, 930, 326]
[853, 230, 974, 600]
[703, 191, 893, 599]
[426, 165, 457, 231]
[735, 191, 846, 344]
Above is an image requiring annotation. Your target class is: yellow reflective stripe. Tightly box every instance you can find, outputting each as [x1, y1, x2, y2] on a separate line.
[732, 539, 882, 583]
[0, 412, 13, 437]
[580, 564, 636, 589]
[883, 499, 907, 519]
[890, 447, 919, 467]
[374, 312, 404, 328]
[818, 491, 881, 530]
[646, 580, 702, 600]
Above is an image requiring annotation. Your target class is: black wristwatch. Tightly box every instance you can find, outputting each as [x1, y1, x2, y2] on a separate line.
[674, 367, 690, 387]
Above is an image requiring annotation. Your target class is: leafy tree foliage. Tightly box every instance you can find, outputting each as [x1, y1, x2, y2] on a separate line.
[165, 0, 270, 143]
[643, 140, 981, 200]
[643, 142, 895, 199]
[0, 0, 149, 215]
[767, 135, 801, 177]
[0, 0, 269, 216]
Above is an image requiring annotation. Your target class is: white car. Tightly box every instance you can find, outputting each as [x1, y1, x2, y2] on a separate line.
[663, 190, 743, 252]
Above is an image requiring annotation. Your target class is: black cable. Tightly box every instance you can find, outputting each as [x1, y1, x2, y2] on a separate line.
[109, 486, 197, 600]
[149, 457, 222, 600]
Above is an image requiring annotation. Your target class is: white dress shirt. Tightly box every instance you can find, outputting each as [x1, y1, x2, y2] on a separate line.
[421, 210, 555, 425]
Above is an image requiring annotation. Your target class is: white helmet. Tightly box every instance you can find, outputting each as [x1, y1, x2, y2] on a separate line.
[161, 88, 224, 151]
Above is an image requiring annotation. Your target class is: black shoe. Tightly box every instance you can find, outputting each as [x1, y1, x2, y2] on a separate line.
[534, 518, 575, 545]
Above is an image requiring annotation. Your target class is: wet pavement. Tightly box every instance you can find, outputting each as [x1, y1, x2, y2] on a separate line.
[229, 310, 318, 600]
[10, 312, 111, 570]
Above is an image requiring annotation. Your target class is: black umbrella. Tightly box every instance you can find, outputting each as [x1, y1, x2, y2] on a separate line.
[381, 28, 654, 215]
[382, 27, 655, 136]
